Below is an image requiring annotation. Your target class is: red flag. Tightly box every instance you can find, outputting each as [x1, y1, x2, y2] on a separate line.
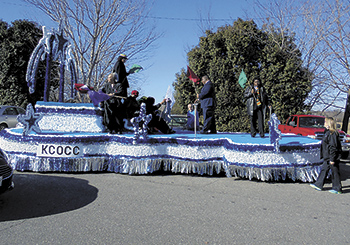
[186, 66, 200, 85]
[74, 83, 94, 93]
[74, 83, 110, 107]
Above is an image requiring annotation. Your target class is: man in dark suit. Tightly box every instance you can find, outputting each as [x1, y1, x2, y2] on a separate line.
[197, 75, 217, 134]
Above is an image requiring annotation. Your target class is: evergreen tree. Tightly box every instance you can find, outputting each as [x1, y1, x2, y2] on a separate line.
[259, 29, 312, 121]
[0, 20, 47, 107]
[173, 19, 312, 132]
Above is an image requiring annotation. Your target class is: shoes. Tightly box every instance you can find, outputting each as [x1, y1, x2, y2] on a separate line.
[328, 190, 342, 194]
[251, 133, 256, 138]
[200, 130, 216, 134]
[110, 130, 122, 134]
[260, 134, 265, 138]
[310, 184, 322, 191]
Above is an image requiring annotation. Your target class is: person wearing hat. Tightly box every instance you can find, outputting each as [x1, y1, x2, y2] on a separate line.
[112, 54, 129, 97]
[125, 90, 140, 120]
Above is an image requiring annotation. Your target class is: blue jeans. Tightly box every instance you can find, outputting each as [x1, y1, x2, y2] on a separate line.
[314, 160, 342, 192]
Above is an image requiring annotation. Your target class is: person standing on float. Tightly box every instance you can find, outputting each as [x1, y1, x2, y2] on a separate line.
[101, 73, 124, 134]
[113, 54, 129, 97]
[125, 90, 140, 120]
[197, 75, 217, 134]
[244, 77, 270, 138]
[310, 117, 342, 194]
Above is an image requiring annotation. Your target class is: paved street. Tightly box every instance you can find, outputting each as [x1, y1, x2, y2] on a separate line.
[1, 162, 350, 244]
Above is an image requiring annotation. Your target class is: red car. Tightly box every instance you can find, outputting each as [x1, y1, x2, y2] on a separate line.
[278, 115, 350, 158]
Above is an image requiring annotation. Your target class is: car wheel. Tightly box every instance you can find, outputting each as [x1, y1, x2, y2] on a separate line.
[0, 124, 7, 131]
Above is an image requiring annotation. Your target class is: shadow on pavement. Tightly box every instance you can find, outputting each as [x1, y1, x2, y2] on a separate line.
[340, 162, 350, 181]
[0, 173, 98, 222]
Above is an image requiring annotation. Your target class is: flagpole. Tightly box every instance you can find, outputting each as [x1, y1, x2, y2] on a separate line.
[194, 103, 198, 137]
[186, 65, 200, 137]
[269, 106, 272, 140]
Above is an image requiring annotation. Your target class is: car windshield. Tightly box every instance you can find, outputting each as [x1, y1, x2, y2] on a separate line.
[17, 108, 25, 114]
[170, 115, 187, 127]
[299, 117, 325, 128]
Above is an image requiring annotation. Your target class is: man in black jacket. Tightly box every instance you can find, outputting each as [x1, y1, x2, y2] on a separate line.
[244, 77, 270, 138]
[197, 75, 216, 134]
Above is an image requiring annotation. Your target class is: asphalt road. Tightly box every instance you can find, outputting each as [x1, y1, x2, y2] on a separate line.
[1, 163, 350, 245]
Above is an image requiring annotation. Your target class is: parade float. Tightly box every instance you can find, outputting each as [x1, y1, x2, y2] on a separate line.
[0, 24, 323, 182]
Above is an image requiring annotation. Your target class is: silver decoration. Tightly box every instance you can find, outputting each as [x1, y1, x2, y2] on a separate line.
[0, 129, 323, 182]
[130, 103, 152, 144]
[17, 104, 43, 136]
[0, 102, 323, 182]
[26, 22, 77, 100]
[268, 113, 282, 152]
[35, 102, 104, 132]
[26, 26, 50, 94]
[5, 152, 322, 182]
[224, 163, 321, 182]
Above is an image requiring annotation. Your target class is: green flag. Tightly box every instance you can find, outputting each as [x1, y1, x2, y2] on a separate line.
[238, 69, 247, 88]
[129, 64, 143, 74]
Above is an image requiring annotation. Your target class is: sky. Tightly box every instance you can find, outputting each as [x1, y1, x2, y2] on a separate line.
[0, 0, 257, 103]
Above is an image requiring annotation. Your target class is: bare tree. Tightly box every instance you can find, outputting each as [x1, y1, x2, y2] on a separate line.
[24, 0, 160, 90]
[254, 0, 350, 112]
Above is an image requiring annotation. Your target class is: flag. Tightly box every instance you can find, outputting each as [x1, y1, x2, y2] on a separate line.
[89, 90, 110, 107]
[186, 65, 200, 84]
[75, 83, 110, 107]
[238, 69, 247, 88]
[74, 83, 94, 93]
[129, 64, 143, 74]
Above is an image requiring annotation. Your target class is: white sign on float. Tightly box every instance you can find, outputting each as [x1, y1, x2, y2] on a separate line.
[37, 144, 83, 158]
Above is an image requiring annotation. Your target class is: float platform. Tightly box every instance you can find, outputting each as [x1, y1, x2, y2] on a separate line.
[0, 127, 322, 182]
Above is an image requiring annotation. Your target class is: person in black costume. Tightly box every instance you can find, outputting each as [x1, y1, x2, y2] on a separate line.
[310, 117, 342, 194]
[101, 73, 124, 134]
[244, 77, 270, 138]
[144, 97, 175, 134]
[112, 54, 129, 97]
[125, 90, 140, 120]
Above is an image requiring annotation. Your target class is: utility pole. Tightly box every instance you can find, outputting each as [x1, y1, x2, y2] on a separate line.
[341, 89, 350, 133]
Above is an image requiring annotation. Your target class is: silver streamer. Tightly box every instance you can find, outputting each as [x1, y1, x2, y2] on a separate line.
[130, 103, 152, 144]
[0, 102, 323, 182]
[17, 104, 43, 136]
[5, 153, 322, 182]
